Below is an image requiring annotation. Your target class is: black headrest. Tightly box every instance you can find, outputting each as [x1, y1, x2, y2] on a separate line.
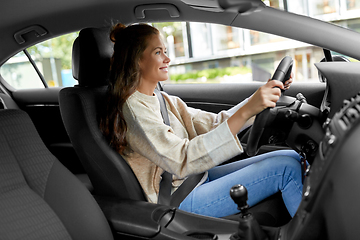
[72, 27, 113, 87]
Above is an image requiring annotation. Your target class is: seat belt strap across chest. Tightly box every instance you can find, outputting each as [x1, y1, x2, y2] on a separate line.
[154, 89, 205, 207]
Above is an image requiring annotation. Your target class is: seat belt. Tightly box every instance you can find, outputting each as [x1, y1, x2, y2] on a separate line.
[154, 89, 205, 207]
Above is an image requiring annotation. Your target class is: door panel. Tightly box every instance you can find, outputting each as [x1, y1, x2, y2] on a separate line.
[163, 82, 325, 112]
[11, 87, 84, 174]
[12, 88, 67, 147]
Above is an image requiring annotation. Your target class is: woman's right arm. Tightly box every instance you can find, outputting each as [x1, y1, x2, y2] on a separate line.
[123, 100, 243, 178]
[227, 80, 284, 136]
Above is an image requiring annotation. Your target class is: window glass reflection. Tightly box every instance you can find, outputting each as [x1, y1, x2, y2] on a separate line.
[263, 0, 281, 9]
[250, 31, 285, 45]
[346, 18, 360, 31]
[287, 0, 308, 15]
[155, 22, 186, 59]
[311, 0, 337, 15]
[190, 22, 212, 57]
[212, 24, 241, 51]
[0, 52, 45, 89]
[347, 0, 360, 10]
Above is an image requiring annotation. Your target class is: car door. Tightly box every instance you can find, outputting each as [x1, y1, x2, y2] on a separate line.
[11, 88, 84, 174]
[0, 34, 84, 175]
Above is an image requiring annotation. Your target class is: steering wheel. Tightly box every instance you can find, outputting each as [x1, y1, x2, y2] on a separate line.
[245, 56, 293, 156]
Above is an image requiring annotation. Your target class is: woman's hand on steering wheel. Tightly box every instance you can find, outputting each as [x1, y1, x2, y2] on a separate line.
[227, 80, 284, 136]
[269, 72, 294, 90]
[246, 72, 293, 119]
[245, 72, 293, 118]
[244, 80, 284, 118]
[228, 57, 294, 148]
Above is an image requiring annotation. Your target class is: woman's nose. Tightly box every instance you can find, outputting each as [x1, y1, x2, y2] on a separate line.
[164, 54, 170, 63]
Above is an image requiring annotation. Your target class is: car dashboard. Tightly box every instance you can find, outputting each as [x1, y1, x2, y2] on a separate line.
[279, 61, 360, 240]
[316, 62, 360, 118]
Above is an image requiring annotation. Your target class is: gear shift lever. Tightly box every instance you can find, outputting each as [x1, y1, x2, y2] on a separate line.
[230, 184, 249, 215]
[230, 184, 268, 240]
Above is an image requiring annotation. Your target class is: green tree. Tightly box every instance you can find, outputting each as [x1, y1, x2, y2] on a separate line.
[154, 22, 183, 39]
[27, 32, 79, 70]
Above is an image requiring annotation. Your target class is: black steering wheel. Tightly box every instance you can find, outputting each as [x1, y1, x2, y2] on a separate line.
[245, 56, 293, 156]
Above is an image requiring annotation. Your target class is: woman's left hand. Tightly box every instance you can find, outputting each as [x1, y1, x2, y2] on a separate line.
[268, 72, 293, 90]
[283, 72, 294, 90]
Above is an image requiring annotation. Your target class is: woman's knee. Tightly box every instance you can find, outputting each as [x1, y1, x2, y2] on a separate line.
[275, 156, 303, 189]
[267, 155, 302, 180]
[266, 150, 301, 163]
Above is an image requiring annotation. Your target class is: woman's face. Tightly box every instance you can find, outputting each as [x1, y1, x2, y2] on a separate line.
[139, 34, 170, 84]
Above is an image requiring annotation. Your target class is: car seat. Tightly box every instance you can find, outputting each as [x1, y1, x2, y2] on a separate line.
[59, 27, 291, 226]
[59, 27, 146, 201]
[0, 108, 113, 240]
[0, 89, 93, 191]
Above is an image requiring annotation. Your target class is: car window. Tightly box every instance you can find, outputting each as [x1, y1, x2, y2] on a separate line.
[154, 19, 359, 85]
[154, 22, 325, 84]
[2, 17, 359, 89]
[0, 51, 45, 89]
[0, 32, 78, 89]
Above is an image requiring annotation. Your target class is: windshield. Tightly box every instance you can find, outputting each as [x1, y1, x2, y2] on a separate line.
[264, 0, 360, 31]
[263, 0, 360, 60]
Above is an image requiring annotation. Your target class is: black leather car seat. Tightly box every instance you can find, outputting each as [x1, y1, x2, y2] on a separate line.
[0, 109, 113, 240]
[59, 28, 146, 201]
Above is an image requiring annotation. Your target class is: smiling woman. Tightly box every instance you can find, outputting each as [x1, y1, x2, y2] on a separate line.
[101, 23, 160, 154]
[99, 23, 303, 219]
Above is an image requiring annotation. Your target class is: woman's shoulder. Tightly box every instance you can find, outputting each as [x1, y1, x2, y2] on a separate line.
[126, 91, 158, 108]
[160, 90, 186, 108]
[124, 91, 162, 120]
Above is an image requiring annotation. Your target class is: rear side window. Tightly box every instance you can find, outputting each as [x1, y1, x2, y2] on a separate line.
[0, 32, 78, 89]
[1, 52, 45, 89]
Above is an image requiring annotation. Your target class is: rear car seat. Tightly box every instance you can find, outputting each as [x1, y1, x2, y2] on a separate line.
[0, 108, 113, 239]
[0, 92, 93, 191]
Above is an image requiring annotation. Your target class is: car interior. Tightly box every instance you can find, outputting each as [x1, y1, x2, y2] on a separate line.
[59, 26, 292, 237]
[2, 0, 360, 239]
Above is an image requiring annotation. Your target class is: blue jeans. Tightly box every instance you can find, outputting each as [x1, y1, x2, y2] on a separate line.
[179, 150, 303, 218]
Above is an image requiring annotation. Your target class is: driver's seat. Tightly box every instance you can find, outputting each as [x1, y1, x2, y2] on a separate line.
[59, 27, 291, 227]
[59, 27, 146, 201]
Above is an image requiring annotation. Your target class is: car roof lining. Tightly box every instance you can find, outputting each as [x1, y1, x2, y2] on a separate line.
[0, 0, 238, 65]
[1, 0, 360, 65]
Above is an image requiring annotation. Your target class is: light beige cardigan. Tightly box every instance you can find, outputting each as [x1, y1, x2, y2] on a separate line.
[122, 90, 245, 203]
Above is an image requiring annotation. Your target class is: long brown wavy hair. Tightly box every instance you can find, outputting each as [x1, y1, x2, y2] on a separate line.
[100, 23, 159, 154]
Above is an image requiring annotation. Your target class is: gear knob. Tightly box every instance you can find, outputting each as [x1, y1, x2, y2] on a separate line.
[230, 185, 268, 240]
[230, 184, 249, 211]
